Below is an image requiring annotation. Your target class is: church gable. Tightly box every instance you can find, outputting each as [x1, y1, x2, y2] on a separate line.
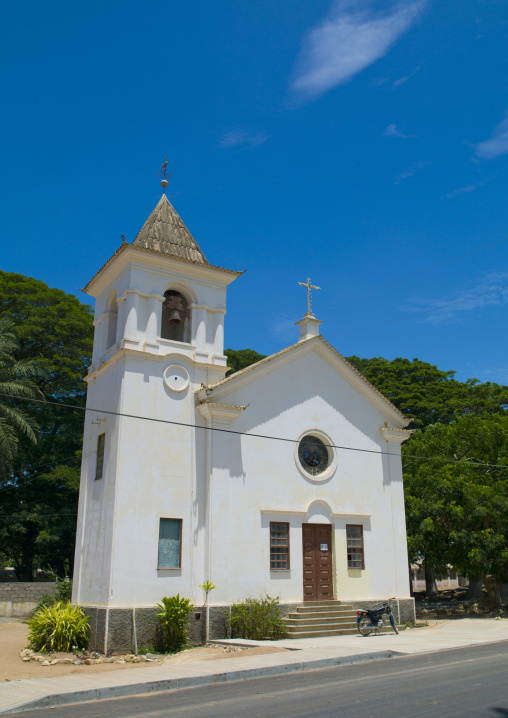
[198, 335, 408, 429]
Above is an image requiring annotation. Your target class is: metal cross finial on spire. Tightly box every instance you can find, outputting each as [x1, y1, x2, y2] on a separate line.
[159, 157, 170, 190]
[298, 277, 320, 316]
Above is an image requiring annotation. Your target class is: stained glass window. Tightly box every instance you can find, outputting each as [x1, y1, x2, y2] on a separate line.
[270, 522, 289, 570]
[158, 518, 182, 568]
[298, 435, 329, 476]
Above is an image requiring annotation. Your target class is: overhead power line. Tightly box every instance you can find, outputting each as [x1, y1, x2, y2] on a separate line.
[1, 393, 507, 471]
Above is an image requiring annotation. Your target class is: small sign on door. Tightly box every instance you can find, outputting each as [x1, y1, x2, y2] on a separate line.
[320, 543, 328, 550]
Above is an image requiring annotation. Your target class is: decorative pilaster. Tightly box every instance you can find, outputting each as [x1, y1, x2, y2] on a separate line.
[213, 310, 225, 357]
[145, 295, 163, 350]
[193, 305, 208, 360]
[381, 425, 414, 598]
[122, 291, 140, 348]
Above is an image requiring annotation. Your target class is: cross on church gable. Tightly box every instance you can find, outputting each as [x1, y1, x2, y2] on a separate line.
[298, 277, 320, 315]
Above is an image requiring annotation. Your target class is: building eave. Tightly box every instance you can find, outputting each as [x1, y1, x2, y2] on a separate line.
[197, 335, 409, 427]
[83, 242, 244, 296]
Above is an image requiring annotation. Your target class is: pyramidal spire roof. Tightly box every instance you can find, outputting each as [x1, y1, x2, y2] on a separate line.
[132, 194, 209, 265]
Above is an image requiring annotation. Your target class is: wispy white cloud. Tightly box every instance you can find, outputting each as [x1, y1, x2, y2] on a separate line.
[218, 128, 268, 149]
[271, 313, 298, 342]
[392, 66, 420, 87]
[475, 110, 508, 159]
[383, 123, 415, 139]
[441, 184, 476, 200]
[370, 75, 391, 87]
[471, 364, 508, 386]
[395, 159, 431, 184]
[290, 0, 426, 102]
[402, 271, 508, 325]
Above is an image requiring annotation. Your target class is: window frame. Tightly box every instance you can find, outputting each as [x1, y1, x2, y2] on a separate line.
[157, 518, 182, 570]
[346, 524, 364, 570]
[270, 521, 290, 571]
[95, 433, 105, 481]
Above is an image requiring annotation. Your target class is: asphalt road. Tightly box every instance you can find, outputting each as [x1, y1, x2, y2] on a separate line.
[8, 641, 508, 718]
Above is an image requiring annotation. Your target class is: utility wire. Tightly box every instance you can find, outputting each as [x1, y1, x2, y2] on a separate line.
[1, 392, 507, 470]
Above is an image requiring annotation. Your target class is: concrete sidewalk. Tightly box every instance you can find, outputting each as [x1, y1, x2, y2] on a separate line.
[1, 618, 508, 714]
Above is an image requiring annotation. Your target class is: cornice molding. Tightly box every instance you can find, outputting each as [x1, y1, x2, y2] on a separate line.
[84, 244, 242, 296]
[381, 427, 415, 445]
[260, 508, 371, 519]
[197, 401, 246, 424]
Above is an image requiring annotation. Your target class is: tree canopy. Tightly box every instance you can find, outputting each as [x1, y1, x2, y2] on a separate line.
[403, 415, 508, 607]
[225, 348, 267, 376]
[0, 318, 44, 475]
[346, 355, 508, 429]
[0, 272, 93, 580]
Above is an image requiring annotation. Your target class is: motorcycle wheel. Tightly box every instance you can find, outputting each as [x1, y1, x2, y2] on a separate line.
[357, 617, 373, 636]
[389, 615, 399, 634]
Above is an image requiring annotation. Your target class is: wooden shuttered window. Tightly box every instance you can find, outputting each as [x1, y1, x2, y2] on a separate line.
[158, 518, 182, 569]
[95, 434, 105, 481]
[346, 524, 364, 569]
[270, 522, 290, 570]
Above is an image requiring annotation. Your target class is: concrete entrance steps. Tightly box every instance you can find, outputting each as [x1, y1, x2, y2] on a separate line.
[283, 601, 403, 639]
[284, 602, 358, 639]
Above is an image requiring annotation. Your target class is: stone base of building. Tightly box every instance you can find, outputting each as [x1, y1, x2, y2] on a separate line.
[82, 597, 415, 653]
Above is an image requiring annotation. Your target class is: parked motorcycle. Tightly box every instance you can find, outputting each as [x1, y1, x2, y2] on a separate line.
[356, 600, 399, 636]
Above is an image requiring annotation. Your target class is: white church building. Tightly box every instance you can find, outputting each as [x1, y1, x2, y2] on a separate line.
[72, 184, 415, 651]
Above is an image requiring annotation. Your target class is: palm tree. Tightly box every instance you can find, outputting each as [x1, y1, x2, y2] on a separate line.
[0, 318, 45, 476]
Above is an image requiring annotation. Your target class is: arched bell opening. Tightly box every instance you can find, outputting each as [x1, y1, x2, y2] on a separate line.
[161, 290, 190, 343]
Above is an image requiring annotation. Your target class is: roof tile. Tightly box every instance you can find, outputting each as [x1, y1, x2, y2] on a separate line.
[132, 194, 209, 265]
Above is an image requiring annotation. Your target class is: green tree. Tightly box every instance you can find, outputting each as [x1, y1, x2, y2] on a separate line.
[0, 272, 93, 580]
[0, 318, 44, 475]
[225, 348, 266, 376]
[346, 356, 508, 429]
[403, 415, 508, 609]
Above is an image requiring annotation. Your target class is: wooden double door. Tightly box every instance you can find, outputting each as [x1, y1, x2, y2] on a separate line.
[302, 523, 333, 601]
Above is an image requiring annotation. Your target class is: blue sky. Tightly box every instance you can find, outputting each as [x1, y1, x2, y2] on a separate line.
[2, 0, 508, 383]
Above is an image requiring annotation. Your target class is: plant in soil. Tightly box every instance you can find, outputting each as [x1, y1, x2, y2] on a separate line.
[29, 570, 73, 618]
[228, 595, 288, 640]
[26, 602, 90, 652]
[156, 594, 194, 653]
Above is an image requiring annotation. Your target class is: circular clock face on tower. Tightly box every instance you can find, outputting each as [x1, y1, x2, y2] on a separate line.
[298, 435, 329, 476]
[163, 365, 190, 392]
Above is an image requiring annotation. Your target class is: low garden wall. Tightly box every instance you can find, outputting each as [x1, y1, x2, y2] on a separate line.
[0, 583, 56, 617]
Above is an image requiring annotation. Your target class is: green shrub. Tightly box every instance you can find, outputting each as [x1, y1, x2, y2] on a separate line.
[229, 595, 288, 640]
[156, 594, 194, 653]
[27, 602, 89, 652]
[30, 571, 73, 618]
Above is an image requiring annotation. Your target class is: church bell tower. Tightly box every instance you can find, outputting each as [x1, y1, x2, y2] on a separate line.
[72, 173, 242, 639]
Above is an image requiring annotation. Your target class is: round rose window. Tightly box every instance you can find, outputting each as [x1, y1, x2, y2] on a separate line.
[298, 435, 330, 476]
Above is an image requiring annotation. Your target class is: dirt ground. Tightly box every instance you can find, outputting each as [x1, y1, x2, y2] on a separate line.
[0, 621, 289, 682]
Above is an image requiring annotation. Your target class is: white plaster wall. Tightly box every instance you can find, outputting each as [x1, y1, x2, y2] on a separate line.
[205, 347, 411, 606]
[73, 362, 123, 606]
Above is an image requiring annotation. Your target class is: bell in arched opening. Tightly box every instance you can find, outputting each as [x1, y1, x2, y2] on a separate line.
[161, 290, 190, 342]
